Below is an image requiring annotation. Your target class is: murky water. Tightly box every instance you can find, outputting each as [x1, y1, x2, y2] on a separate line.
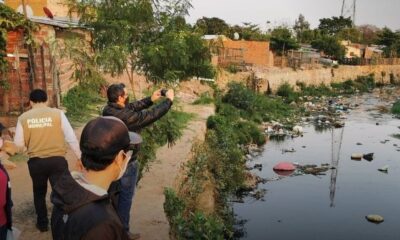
[234, 93, 400, 240]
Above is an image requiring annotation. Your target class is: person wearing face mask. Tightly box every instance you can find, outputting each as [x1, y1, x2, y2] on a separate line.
[50, 116, 141, 240]
[102, 83, 174, 240]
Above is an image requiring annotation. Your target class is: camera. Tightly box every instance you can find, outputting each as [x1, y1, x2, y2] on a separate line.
[161, 89, 167, 97]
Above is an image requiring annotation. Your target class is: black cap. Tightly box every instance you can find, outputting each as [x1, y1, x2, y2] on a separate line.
[80, 116, 141, 158]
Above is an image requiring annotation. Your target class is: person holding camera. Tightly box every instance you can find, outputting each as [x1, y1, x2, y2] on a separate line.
[102, 83, 174, 239]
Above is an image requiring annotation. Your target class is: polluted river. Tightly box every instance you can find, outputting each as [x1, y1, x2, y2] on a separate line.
[234, 89, 400, 240]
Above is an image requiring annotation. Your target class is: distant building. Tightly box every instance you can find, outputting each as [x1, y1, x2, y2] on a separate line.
[4, 0, 71, 18]
[2, 1, 90, 112]
[205, 35, 274, 68]
[341, 40, 383, 60]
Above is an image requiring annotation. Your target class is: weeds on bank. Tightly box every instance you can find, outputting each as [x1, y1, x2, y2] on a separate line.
[391, 100, 400, 115]
[193, 92, 214, 105]
[276, 74, 376, 103]
[137, 109, 194, 177]
[165, 83, 295, 239]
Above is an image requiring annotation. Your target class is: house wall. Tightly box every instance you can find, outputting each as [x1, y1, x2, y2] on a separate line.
[2, 24, 91, 112]
[5, 0, 70, 17]
[222, 39, 273, 67]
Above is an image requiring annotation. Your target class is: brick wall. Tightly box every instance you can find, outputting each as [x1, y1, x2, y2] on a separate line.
[1, 24, 83, 112]
[222, 39, 273, 67]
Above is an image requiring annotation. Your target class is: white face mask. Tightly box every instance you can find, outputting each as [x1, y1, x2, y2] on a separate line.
[116, 150, 132, 180]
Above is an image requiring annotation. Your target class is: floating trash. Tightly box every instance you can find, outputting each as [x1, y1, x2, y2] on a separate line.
[366, 214, 384, 224]
[378, 165, 389, 172]
[363, 153, 374, 161]
[351, 153, 363, 160]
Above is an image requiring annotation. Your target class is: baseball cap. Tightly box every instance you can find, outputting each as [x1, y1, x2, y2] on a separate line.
[80, 116, 142, 159]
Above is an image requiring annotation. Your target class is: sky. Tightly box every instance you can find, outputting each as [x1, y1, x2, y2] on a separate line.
[186, 0, 400, 31]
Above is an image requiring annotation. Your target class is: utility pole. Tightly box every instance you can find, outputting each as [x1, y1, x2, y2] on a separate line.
[340, 0, 357, 26]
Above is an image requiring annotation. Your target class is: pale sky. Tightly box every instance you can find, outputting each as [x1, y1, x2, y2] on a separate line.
[187, 0, 400, 31]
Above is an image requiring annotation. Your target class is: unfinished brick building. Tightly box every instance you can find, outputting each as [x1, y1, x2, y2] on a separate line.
[1, 1, 88, 121]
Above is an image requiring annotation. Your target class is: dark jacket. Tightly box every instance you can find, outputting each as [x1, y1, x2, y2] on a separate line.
[102, 97, 173, 132]
[0, 164, 12, 229]
[51, 171, 128, 240]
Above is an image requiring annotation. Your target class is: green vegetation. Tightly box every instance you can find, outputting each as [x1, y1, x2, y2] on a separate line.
[330, 74, 375, 94]
[67, 0, 214, 89]
[275, 75, 376, 103]
[222, 82, 293, 123]
[0, 5, 36, 87]
[138, 110, 193, 175]
[62, 79, 106, 124]
[311, 35, 346, 60]
[270, 27, 300, 56]
[164, 188, 225, 240]
[391, 100, 400, 115]
[193, 92, 214, 105]
[376, 27, 400, 58]
[390, 133, 400, 140]
[165, 83, 297, 239]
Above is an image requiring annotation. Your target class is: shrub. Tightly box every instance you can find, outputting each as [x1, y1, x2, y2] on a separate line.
[391, 100, 400, 115]
[164, 188, 225, 239]
[193, 92, 214, 105]
[277, 82, 295, 98]
[138, 110, 193, 175]
[62, 76, 106, 123]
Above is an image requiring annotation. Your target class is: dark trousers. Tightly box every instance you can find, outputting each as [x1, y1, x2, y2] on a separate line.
[0, 225, 6, 240]
[116, 160, 139, 231]
[28, 156, 68, 227]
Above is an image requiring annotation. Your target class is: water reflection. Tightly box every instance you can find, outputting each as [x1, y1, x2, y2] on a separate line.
[329, 127, 344, 207]
[234, 93, 400, 240]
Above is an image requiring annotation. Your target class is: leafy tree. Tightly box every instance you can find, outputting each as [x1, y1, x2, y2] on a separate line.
[376, 27, 400, 57]
[67, 0, 214, 88]
[311, 35, 345, 60]
[318, 16, 352, 35]
[358, 24, 380, 45]
[194, 17, 229, 35]
[139, 24, 215, 82]
[227, 22, 269, 41]
[337, 27, 362, 43]
[270, 27, 299, 56]
[293, 14, 310, 43]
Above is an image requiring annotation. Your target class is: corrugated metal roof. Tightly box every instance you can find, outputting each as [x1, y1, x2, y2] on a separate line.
[28, 16, 84, 29]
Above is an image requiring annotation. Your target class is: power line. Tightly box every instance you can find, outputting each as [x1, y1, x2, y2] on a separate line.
[340, 0, 356, 26]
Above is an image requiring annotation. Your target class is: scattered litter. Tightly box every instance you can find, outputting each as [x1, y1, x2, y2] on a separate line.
[362, 153, 374, 161]
[253, 164, 262, 171]
[351, 153, 363, 160]
[366, 214, 384, 224]
[378, 165, 389, 172]
[297, 164, 330, 175]
[282, 148, 296, 153]
[273, 162, 296, 171]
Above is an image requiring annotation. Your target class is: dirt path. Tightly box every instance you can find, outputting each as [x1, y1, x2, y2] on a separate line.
[131, 104, 214, 239]
[7, 103, 213, 240]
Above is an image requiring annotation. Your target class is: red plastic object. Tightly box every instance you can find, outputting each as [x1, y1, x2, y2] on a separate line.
[273, 162, 296, 171]
[273, 169, 295, 176]
[43, 7, 54, 19]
